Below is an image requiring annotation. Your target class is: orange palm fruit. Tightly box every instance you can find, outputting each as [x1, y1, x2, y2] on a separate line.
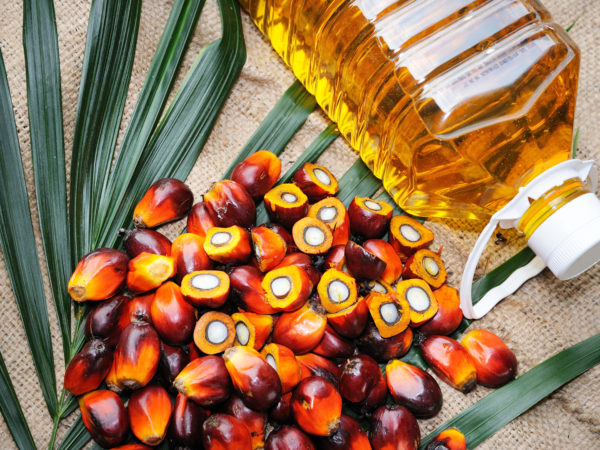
[169, 393, 211, 448]
[151, 282, 196, 345]
[104, 357, 123, 393]
[173, 355, 232, 406]
[262, 265, 313, 312]
[388, 215, 434, 261]
[230, 265, 280, 314]
[187, 201, 217, 242]
[122, 228, 172, 258]
[231, 311, 273, 350]
[357, 322, 413, 362]
[345, 240, 386, 281]
[369, 405, 420, 450]
[317, 268, 358, 314]
[264, 183, 309, 229]
[84, 295, 127, 344]
[366, 292, 411, 338]
[421, 335, 477, 393]
[385, 360, 442, 418]
[292, 217, 333, 255]
[68, 248, 129, 302]
[395, 279, 438, 326]
[204, 225, 252, 264]
[159, 342, 189, 385]
[273, 252, 321, 286]
[64, 339, 113, 396]
[308, 197, 350, 247]
[292, 376, 342, 436]
[461, 329, 517, 388]
[338, 354, 383, 404]
[293, 162, 338, 202]
[204, 179, 256, 228]
[419, 285, 463, 336]
[128, 384, 173, 446]
[270, 392, 293, 424]
[265, 425, 315, 450]
[133, 178, 193, 228]
[231, 150, 282, 200]
[363, 239, 404, 285]
[112, 444, 152, 450]
[316, 414, 371, 450]
[114, 320, 160, 389]
[348, 197, 393, 239]
[193, 311, 236, 354]
[171, 233, 212, 281]
[251, 226, 287, 272]
[272, 301, 327, 354]
[296, 353, 340, 386]
[126, 252, 176, 294]
[223, 346, 282, 411]
[425, 427, 467, 450]
[327, 297, 369, 339]
[312, 324, 353, 360]
[403, 249, 447, 289]
[262, 221, 296, 250]
[181, 270, 229, 309]
[79, 390, 128, 448]
[202, 413, 253, 450]
[223, 395, 267, 449]
[261, 343, 302, 393]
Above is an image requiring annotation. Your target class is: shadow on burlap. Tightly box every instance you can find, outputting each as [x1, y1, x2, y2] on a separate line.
[0, 0, 598, 448]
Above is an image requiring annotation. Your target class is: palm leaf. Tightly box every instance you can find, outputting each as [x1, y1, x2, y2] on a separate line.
[56, 416, 90, 450]
[336, 159, 381, 206]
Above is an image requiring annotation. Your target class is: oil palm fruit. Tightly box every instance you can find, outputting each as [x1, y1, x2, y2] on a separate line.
[229, 265, 280, 315]
[292, 376, 342, 436]
[128, 384, 173, 446]
[296, 353, 340, 387]
[357, 322, 413, 362]
[187, 201, 217, 242]
[194, 311, 236, 355]
[270, 392, 293, 424]
[363, 239, 404, 285]
[388, 215, 434, 261]
[366, 292, 411, 338]
[169, 393, 210, 448]
[231, 150, 281, 200]
[68, 248, 129, 302]
[344, 241, 386, 281]
[223, 395, 267, 449]
[403, 249, 447, 289]
[315, 414, 371, 450]
[84, 295, 127, 342]
[421, 335, 477, 393]
[348, 197, 393, 239]
[369, 405, 420, 450]
[461, 329, 517, 388]
[261, 343, 302, 394]
[181, 270, 229, 309]
[64, 339, 113, 396]
[204, 179, 256, 228]
[133, 178, 193, 228]
[317, 268, 358, 314]
[159, 343, 190, 386]
[171, 233, 212, 281]
[126, 252, 176, 294]
[273, 252, 321, 287]
[271, 301, 327, 354]
[425, 427, 467, 450]
[173, 356, 232, 407]
[262, 264, 313, 311]
[264, 183, 308, 229]
[232, 311, 273, 350]
[395, 279, 438, 326]
[122, 228, 172, 258]
[308, 197, 350, 246]
[204, 225, 252, 264]
[292, 162, 338, 202]
[326, 297, 368, 339]
[292, 217, 333, 255]
[418, 285, 463, 336]
[338, 354, 383, 404]
[202, 414, 253, 450]
[114, 319, 160, 390]
[312, 325, 353, 360]
[79, 390, 128, 448]
[251, 226, 287, 272]
[265, 425, 315, 450]
[151, 281, 196, 345]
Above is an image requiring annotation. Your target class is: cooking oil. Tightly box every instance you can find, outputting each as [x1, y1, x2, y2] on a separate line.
[239, 0, 580, 220]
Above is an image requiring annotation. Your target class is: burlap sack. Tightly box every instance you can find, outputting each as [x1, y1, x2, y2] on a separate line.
[0, 0, 598, 448]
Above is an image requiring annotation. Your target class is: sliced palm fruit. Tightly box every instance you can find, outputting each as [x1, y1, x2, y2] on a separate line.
[364, 239, 404, 285]
[251, 226, 287, 272]
[181, 270, 230, 308]
[193, 311, 236, 355]
[292, 217, 333, 255]
[229, 265, 280, 315]
[308, 197, 350, 246]
[274, 252, 321, 286]
[126, 252, 176, 294]
[364, 279, 394, 295]
[348, 197, 393, 239]
[204, 225, 251, 264]
[344, 241, 386, 280]
[425, 427, 467, 450]
[326, 297, 369, 339]
[403, 249, 447, 289]
[388, 215, 434, 260]
[317, 268, 358, 314]
[264, 183, 309, 229]
[262, 265, 313, 311]
[357, 322, 413, 362]
[421, 335, 477, 393]
[235, 311, 273, 350]
[261, 343, 302, 393]
[292, 162, 339, 202]
[395, 279, 438, 326]
[365, 292, 410, 338]
[68, 248, 129, 302]
[133, 178, 193, 228]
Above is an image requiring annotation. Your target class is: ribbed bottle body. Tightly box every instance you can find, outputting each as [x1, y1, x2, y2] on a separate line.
[240, 0, 579, 219]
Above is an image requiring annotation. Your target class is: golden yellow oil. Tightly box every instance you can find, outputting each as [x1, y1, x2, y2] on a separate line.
[239, 0, 579, 220]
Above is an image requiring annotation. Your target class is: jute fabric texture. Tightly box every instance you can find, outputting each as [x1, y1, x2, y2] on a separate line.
[0, 0, 598, 448]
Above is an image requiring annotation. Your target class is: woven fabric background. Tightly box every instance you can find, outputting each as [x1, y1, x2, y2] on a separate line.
[0, 0, 598, 448]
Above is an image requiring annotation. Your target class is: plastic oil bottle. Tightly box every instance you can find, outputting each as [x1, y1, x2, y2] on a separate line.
[240, 0, 600, 318]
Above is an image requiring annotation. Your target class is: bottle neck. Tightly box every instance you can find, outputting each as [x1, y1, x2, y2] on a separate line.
[518, 178, 589, 239]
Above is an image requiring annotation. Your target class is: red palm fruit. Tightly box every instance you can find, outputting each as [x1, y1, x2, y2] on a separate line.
[270, 392, 293, 423]
[169, 393, 211, 448]
[308, 197, 350, 247]
[385, 360, 442, 418]
[327, 297, 369, 339]
[171, 233, 212, 282]
[186, 342, 202, 361]
[129, 384, 173, 446]
[421, 335, 477, 393]
[174, 355, 231, 406]
[419, 285, 463, 336]
[292, 217, 333, 255]
[230, 265, 280, 315]
[274, 252, 320, 286]
[105, 356, 123, 393]
[272, 301, 327, 354]
[133, 178, 193, 228]
[388, 215, 434, 261]
[317, 268, 358, 314]
[112, 445, 152, 450]
[117, 293, 154, 332]
[79, 390, 128, 448]
[64, 339, 113, 396]
[364, 239, 403, 285]
[114, 320, 160, 389]
[312, 325, 353, 360]
[85, 295, 127, 342]
[261, 343, 302, 393]
[204, 225, 252, 264]
[364, 372, 388, 411]
[348, 197, 393, 239]
[425, 427, 467, 450]
[223, 346, 282, 411]
[262, 265, 313, 312]
[366, 292, 411, 338]
[160, 343, 190, 386]
[122, 228, 172, 258]
[292, 376, 342, 436]
[293, 162, 338, 202]
[345, 241, 386, 281]
[296, 353, 340, 387]
[68, 248, 129, 302]
[204, 180, 256, 228]
[223, 395, 267, 449]
[403, 249, 447, 289]
[461, 329, 517, 388]
[357, 322, 413, 362]
[231, 150, 282, 200]
[194, 311, 236, 355]
[264, 183, 309, 229]
[251, 226, 287, 272]
[232, 311, 273, 350]
[370, 405, 420, 450]
[202, 413, 253, 450]
[316, 414, 371, 450]
[187, 201, 217, 242]
[151, 282, 196, 345]
[265, 425, 315, 450]
[126, 252, 176, 294]
[338, 354, 382, 404]
[324, 245, 347, 271]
